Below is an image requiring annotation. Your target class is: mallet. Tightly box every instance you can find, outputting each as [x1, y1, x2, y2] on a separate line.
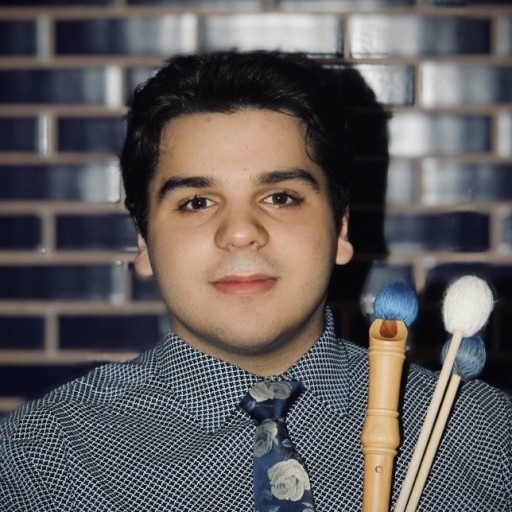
[404, 334, 487, 511]
[394, 275, 493, 512]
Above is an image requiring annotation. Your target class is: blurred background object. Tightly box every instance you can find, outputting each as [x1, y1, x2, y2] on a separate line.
[1, 0, 511, 414]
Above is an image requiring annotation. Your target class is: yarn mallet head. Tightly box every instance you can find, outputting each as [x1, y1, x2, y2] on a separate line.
[441, 334, 486, 381]
[373, 281, 419, 327]
[442, 275, 494, 337]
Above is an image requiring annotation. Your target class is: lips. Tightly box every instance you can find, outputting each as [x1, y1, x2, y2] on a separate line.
[211, 274, 277, 295]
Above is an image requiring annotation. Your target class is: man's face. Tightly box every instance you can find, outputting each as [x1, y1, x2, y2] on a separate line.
[135, 109, 353, 375]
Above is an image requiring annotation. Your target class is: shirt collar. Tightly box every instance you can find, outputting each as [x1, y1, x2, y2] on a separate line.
[152, 308, 350, 433]
[283, 309, 350, 418]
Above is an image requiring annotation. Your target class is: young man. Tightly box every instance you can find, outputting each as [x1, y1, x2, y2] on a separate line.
[1, 52, 510, 511]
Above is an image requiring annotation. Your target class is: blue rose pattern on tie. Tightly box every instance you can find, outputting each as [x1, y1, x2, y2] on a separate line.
[240, 380, 315, 512]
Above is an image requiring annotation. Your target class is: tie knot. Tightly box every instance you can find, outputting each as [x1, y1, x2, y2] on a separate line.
[240, 380, 303, 424]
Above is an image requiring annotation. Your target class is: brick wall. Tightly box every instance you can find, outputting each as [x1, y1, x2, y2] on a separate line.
[1, 0, 511, 414]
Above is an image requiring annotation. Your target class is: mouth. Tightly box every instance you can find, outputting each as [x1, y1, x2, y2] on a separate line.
[211, 274, 277, 296]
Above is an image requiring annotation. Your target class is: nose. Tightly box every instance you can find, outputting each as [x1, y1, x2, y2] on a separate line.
[214, 205, 269, 251]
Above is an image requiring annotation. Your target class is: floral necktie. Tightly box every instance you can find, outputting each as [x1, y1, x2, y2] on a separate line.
[240, 380, 315, 512]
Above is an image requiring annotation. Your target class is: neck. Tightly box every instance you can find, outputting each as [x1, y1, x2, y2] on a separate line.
[172, 312, 326, 377]
[224, 342, 316, 377]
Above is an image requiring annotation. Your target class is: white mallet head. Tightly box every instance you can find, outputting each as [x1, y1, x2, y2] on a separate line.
[442, 275, 494, 337]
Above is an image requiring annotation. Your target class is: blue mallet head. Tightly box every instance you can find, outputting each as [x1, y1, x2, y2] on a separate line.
[441, 334, 486, 381]
[373, 281, 419, 327]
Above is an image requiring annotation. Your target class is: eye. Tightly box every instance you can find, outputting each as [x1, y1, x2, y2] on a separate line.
[262, 192, 302, 207]
[179, 195, 215, 211]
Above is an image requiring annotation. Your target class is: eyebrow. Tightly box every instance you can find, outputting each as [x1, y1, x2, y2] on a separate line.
[258, 168, 320, 191]
[156, 176, 215, 202]
[156, 167, 320, 202]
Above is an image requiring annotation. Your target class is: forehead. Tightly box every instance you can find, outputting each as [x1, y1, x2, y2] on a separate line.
[156, 109, 320, 178]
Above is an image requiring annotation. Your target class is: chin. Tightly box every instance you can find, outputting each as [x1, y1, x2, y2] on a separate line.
[206, 325, 284, 354]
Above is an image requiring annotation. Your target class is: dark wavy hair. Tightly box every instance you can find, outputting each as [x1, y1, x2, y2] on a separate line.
[120, 51, 353, 239]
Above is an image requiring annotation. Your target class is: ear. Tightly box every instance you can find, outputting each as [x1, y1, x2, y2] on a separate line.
[335, 214, 353, 265]
[134, 233, 154, 277]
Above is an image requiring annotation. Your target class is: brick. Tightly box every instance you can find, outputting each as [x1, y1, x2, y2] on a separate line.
[58, 118, 125, 153]
[0, 364, 101, 400]
[426, 0, 512, 5]
[130, 264, 161, 301]
[319, 69, 392, 158]
[0, 265, 123, 301]
[56, 16, 197, 56]
[386, 160, 419, 204]
[57, 214, 136, 251]
[358, 261, 416, 319]
[0, 118, 39, 152]
[422, 161, 512, 205]
[279, 0, 412, 9]
[130, 0, 259, 4]
[498, 112, 512, 157]
[0, 216, 41, 250]
[202, 14, 342, 53]
[497, 17, 512, 56]
[329, 260, 414, 304]
[0, 317, 44, 349]
[0, 69, 107, 105]
[0, 21, 36, 55]
[384, 212, 490, 253]
[422, 64, 512, 106]
[389, 113, 491, 156]
[501, 213, 512, 252]
[327, 64, 414, 106]
[350, 64, 414, 106]
[351, 159, 417, 206]
[59, 315, 165, 351]
[127, 67, 158, 103]
[0, 0, 511, 405]
[350, 16, 490, 58]
[0, 163, 120, 202]
[0, 0, 112, 3]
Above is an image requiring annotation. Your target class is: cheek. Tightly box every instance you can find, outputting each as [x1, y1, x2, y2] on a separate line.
[150, 231, 209, 278]
[278, 225, 337, 273]
[283, 215, 336, 250]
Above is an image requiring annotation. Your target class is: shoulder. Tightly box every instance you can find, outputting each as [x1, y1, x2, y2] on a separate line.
[0, 347, 168, 507]
[0, 395, 73, 508]
[406, 361, 511, 422]
[1, 347, 159, 439]
[339, 336, 511, 432]
[450, 377, 511, 446]
[0, 350, 157, 504]
[406, 365, 511, 506]
[338, 338, 368, 368]
[404, 362, 511, 486]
